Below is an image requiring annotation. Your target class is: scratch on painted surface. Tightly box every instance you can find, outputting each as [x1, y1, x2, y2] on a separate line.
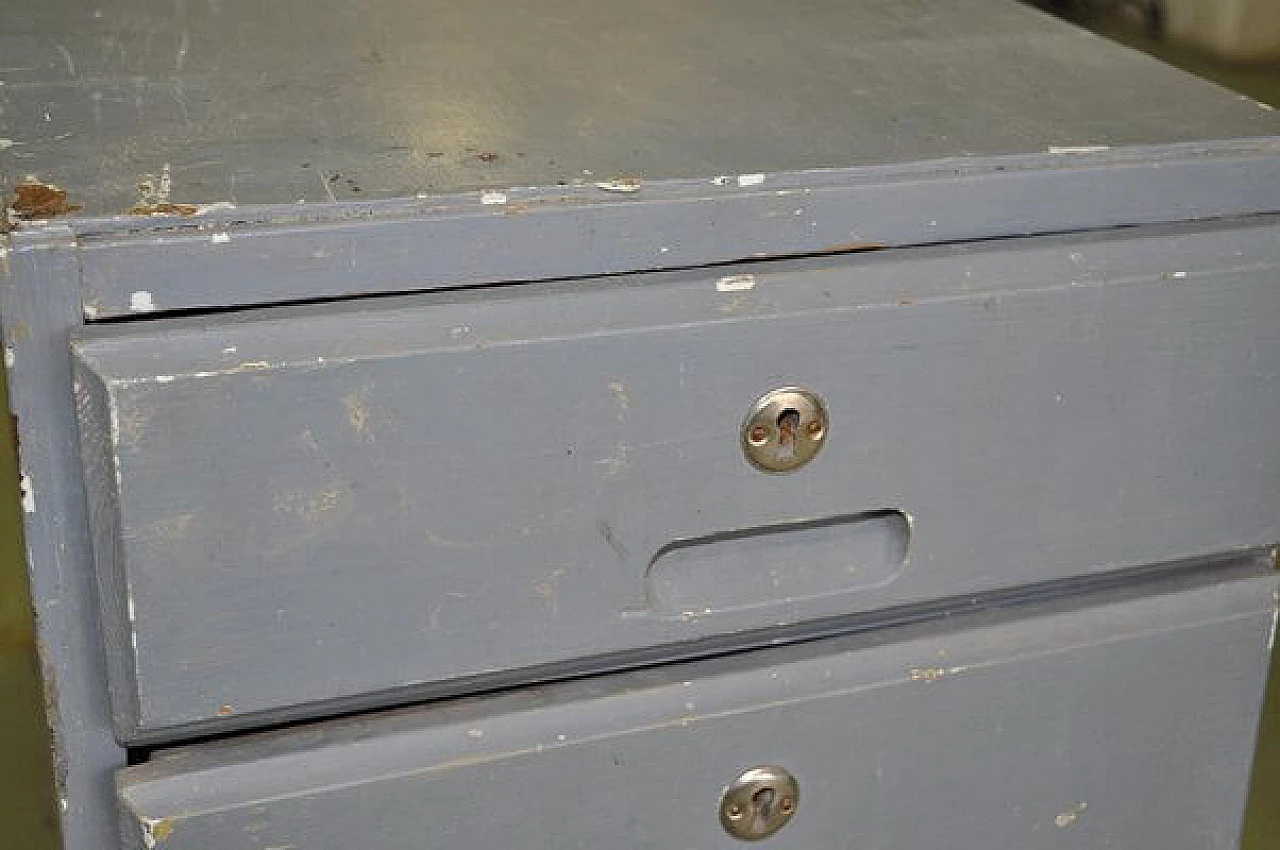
[908, 665, 968, 682]
[607, 380, 630, 420]
[1055, 801, 1088, 828]
[532, 566, 568, 613]
[340, 390, 374, 441]
[596, 441, 629, 477]
[274, 486, 347, 527]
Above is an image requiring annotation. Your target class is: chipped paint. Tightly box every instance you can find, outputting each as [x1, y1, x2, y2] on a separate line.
[908, 665, 968, 682]
[1055, 801, 1088, 828]
[139, 815, 175, 848]
[1048, 145, 1110, 154]
[737, 173, 766, 187]
[341, 390, 374, 440]
[275, 486, 346, 526]
[194, 201, 237, 214]
[209, 231, 231, 244]
[129, 290, 157, 312]
[608, 380, 630, 418]
[716, 274, 756, 292]
[594, 177, 642, 193]
[480, 190, 508, 205]
[19, 473, 35, 513]
[596, 441, 629, 477]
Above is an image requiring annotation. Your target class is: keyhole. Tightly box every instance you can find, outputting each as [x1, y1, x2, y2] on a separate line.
[775, 409, 800, 460]
[751, 786, 776, 832]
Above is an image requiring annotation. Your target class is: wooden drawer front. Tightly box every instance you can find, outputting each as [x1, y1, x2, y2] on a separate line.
[117, 567, 1278, 850]
[74, 220, 1280, 739]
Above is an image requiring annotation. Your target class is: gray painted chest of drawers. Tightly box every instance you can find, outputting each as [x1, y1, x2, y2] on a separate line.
[3, 1, 1279, 848]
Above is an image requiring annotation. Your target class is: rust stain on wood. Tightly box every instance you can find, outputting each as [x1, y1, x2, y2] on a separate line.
[129, 202, 199, 216]
[7, 180, 83, 220]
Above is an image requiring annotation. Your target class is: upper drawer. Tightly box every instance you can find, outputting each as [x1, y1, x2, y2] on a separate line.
[73, 219, 1280, 740]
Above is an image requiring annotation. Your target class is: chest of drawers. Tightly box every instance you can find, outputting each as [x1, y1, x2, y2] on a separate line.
[3, 1, 1279, 847]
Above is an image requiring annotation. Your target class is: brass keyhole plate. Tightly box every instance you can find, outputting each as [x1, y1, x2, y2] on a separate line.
[741, 388, 828, 473]
[720, 765, 799, 841]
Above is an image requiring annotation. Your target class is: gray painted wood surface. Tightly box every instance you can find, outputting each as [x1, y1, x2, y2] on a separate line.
[74, 217, 1280, 740]
[3, 0, 1279, 216]
[117, 564, 1280, 850]
[0, 230, 126, 850]
[72, 140, 1280, 319]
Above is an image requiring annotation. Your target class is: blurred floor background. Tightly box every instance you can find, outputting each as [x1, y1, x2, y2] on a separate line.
[1, 4, 1278, 849]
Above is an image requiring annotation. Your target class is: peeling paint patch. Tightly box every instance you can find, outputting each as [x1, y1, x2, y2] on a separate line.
[480, 190, 508, 205]
[19, 473, 35, 513]
[1047, 145, 1110, 154]
[716, 274, 756, 292]
[737, 173, 766, 187]
[129, 290, 157, 313]
[1055, 802, 1088, 828]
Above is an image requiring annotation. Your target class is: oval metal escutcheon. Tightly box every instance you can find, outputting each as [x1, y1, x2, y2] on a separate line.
[719, 765, 800, 841]
[741, 388, 828, 473]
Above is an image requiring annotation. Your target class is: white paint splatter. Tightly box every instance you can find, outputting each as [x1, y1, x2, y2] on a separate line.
[194, 201, 236, 215]
[1048, 145, 1110, 154]
[737, 173, 766, 187]
[19, 474, 35, 513]
[221, 346, 237, 354]
[480, 190, 508, 205]
[3, 346, 14, 369]
[210, 231, 230, 244]
[153, 375, 175, 384]
[129, 290, 156, 312]
[0, 139, 13, 152]
[127, 595, 137, 622]
[716, 274, 756, 292]
[711, 175, 732, 186]
[467, 728, 485, 739]
[1171, 270, 1187, 279]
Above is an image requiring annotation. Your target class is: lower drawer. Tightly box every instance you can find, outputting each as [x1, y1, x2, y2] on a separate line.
[118, 562, 1277, 850]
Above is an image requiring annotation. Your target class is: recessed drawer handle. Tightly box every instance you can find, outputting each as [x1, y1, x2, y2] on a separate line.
[645, 510, 911, 617]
